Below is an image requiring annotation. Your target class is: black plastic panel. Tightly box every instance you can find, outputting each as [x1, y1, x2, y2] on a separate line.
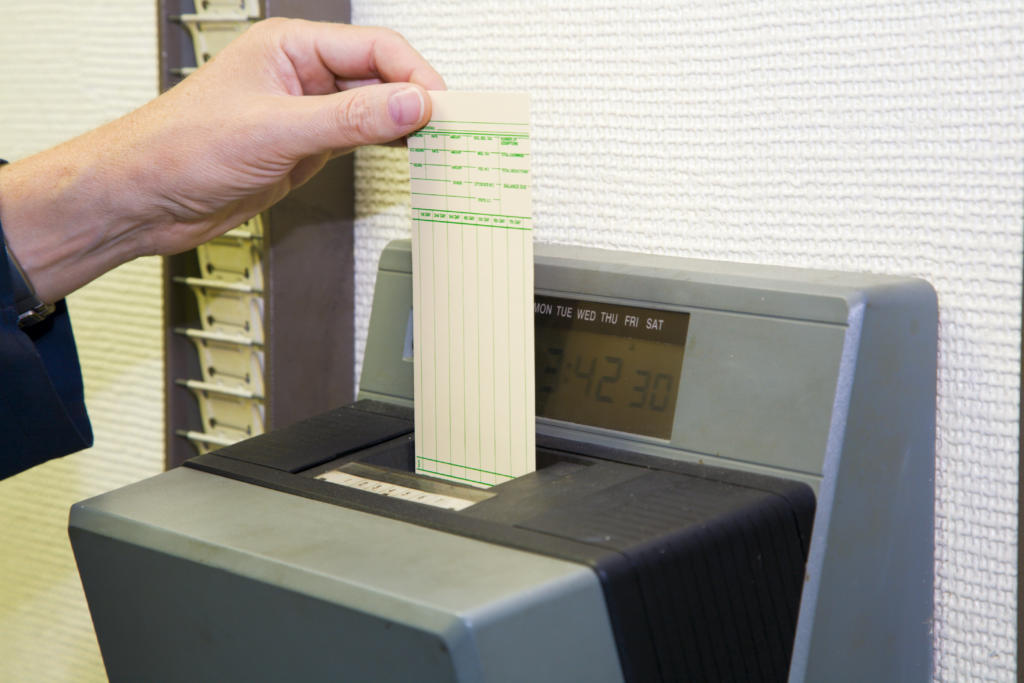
[207, 400, 412, 473]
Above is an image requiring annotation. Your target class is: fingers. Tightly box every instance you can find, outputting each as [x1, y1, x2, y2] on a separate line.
[282, 81, 432, 159]
[335, 78, 383, 91]
[272, 20, 446, 96]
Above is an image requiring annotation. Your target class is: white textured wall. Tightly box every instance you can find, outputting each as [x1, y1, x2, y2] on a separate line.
[352, 2, 1024, 680]
[0, 2, 161, 680]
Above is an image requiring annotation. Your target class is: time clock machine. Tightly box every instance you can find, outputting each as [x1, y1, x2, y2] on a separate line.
[71, 240, 936, 682]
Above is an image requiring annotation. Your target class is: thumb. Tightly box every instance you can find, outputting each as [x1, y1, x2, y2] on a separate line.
[288, 82, 431, 157]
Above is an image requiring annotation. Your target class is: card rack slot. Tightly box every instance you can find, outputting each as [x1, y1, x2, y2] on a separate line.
[196, 236, 264, 288]
[176, 327, 265, 395]
[223, 214, 264, 240]
[177, 378, 265, 442]
[175, 277, 265, 344]
[175, 429, 236, 455]
[171, 0, 260, 67]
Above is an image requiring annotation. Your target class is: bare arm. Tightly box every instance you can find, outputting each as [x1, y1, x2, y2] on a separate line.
[0, 18, 445, 303]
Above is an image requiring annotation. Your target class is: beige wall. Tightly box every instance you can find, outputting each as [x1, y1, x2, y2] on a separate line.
[0, 2, 162, 680]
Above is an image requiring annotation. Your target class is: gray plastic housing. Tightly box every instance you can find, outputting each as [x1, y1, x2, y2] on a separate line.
[359, 240, 937, 682]
[70, 467, 622, 682]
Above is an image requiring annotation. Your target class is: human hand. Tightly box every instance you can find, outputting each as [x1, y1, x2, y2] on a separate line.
[0, 19, 444, 303]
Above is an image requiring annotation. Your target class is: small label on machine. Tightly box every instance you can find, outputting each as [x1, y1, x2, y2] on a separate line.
[315, 470, 477, 511]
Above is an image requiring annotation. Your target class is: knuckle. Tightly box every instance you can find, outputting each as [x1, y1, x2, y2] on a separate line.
[375, 26, 412, 54]
[247, 17, 298, 43]
[335, 94, 382, 142]
[372, 26, 402, 42]
[252, 17, 289, 34]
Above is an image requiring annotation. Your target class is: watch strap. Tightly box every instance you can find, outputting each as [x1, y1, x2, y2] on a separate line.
[0, 159, 56, 328]
[4, 242, 56, 328]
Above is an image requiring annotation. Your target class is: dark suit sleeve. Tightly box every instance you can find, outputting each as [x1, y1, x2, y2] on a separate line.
[0, 195, 93, 479]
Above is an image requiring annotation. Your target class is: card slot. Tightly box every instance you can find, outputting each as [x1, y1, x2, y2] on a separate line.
[176, 429, 236, 456]
[181, 0, 260, 19]
[178, 379, 265, 441]
[196, 240, 263, 288]
[182, 333, 266, 394]
[177, 378, 263, 400]
[222, 214, 264, 240]
[177, 279, 264, 343]
[174, 326, 262, 347]
[180, 21, 252, 66]
[174, 0, 260, 66]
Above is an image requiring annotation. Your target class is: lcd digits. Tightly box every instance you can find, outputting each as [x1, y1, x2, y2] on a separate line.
[534, 296, 689, 439]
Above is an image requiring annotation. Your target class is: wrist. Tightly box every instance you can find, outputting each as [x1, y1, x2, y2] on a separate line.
[0, 133, 155, 302]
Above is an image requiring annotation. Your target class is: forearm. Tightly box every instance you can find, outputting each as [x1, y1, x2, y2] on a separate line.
[0, 126, 156, 303]
[0, 18, 442, 305]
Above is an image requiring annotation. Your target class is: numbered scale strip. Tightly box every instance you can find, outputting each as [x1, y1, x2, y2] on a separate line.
[315, 470, 477, 511]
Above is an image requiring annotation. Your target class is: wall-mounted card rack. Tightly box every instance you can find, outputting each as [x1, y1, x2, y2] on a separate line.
[159, 0, 356, 467]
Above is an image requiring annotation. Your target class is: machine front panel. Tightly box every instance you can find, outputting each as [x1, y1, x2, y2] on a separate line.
[361, 242, 850, 480]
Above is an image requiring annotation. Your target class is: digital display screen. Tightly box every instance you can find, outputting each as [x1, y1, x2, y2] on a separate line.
[535, 295, 689, 439]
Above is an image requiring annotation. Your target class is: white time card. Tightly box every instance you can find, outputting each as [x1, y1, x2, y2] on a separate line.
[408, 91, 535, 488]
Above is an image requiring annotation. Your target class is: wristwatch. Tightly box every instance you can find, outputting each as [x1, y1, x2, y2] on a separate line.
[0, 160, 55, 328]
[4, 240, 56, 328]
